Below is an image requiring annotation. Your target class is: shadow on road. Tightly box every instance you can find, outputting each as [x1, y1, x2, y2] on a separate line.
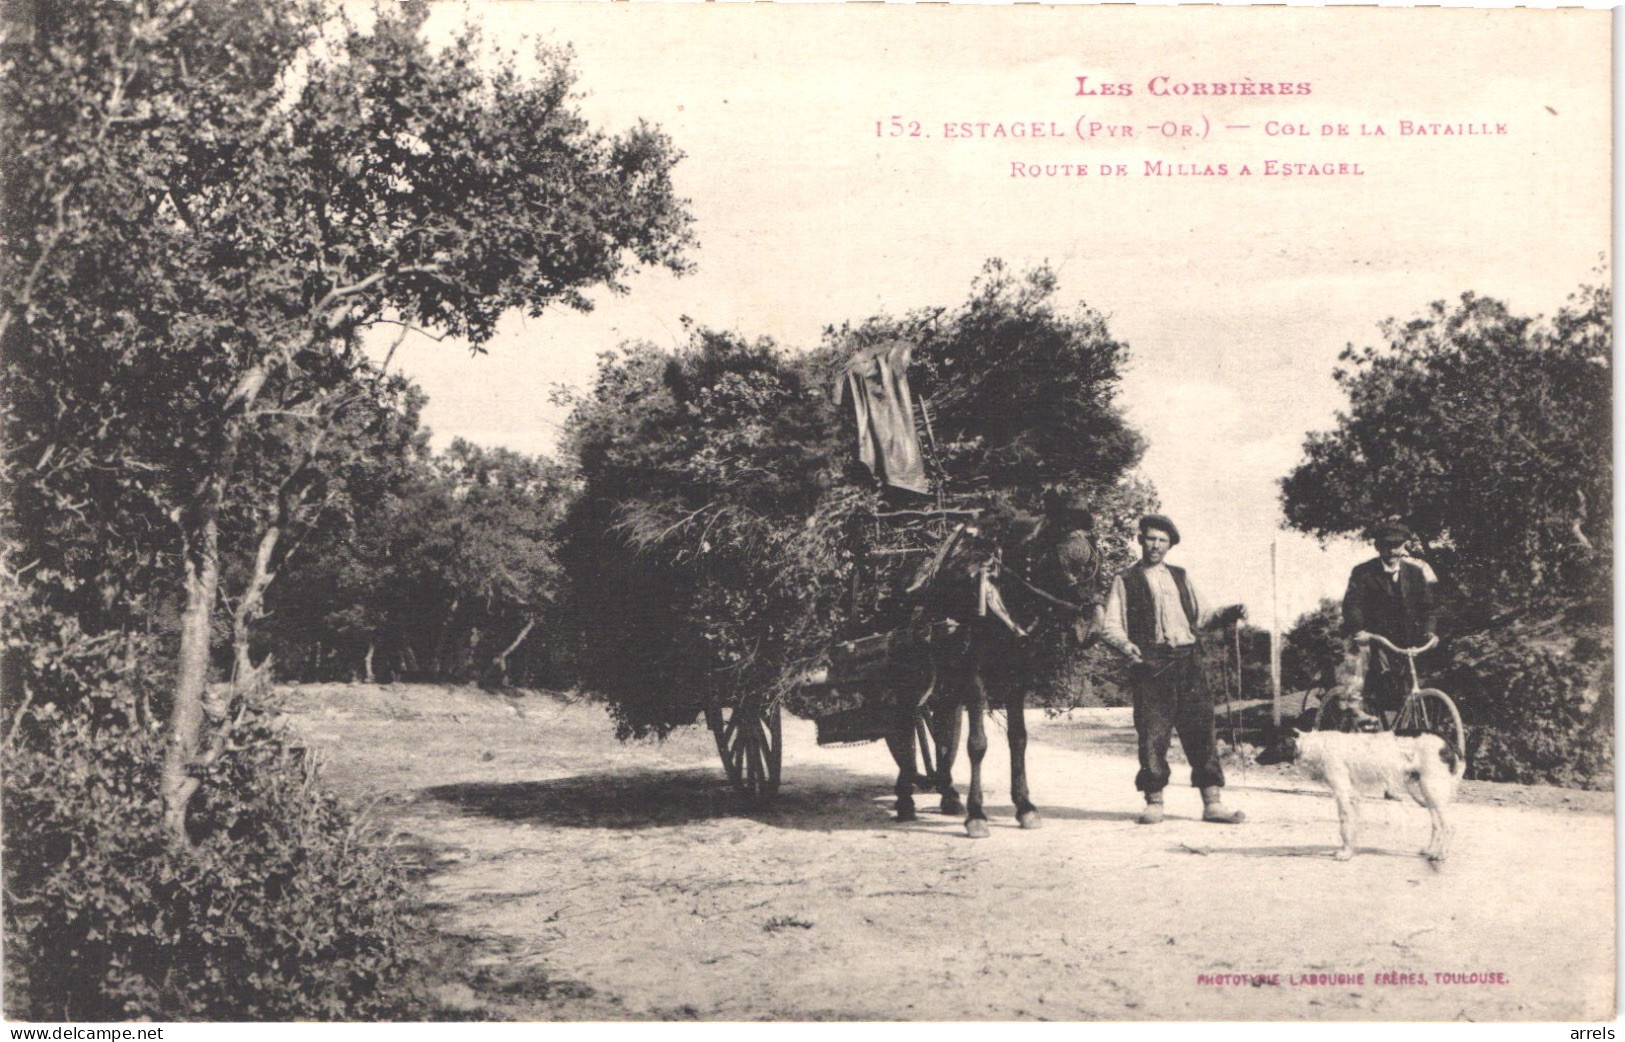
[1196, 844, 1419, 860]
[1028, 804, 1144, 823]
[419, 764, 917, 832]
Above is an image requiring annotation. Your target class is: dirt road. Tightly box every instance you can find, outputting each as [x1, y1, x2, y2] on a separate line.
[284, 684, 1614, 1021]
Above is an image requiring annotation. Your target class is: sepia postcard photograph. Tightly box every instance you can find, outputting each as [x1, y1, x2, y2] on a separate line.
[0, 0, 1614, 1027]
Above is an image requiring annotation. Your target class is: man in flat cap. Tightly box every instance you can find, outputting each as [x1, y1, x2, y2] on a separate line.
[1102, 514, 1247, 825]
[1339, 521, 1438, 729]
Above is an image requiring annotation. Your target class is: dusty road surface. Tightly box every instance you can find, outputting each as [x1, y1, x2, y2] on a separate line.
[283, 684, 1614, 1021]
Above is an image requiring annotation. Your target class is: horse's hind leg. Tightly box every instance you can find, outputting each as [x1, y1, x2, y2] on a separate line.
[1006, 687, 1041, 829]
[885, 705, 918, 823]
[964, 675, 990, 839]
[929, 701, 965, 816]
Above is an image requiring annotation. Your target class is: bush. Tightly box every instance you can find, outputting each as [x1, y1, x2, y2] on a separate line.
[2, 576, 428, 1020]
[1448, 631, 1613, 790]
[4, 683, 430, 1020]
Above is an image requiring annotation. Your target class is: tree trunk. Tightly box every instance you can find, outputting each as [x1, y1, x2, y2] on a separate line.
[486, 616, 536, 687]
[231, 522, 281, 686]
[431, 596, 460, 678]
[364, 640, 376, 684]
[161, 515, 220, 844]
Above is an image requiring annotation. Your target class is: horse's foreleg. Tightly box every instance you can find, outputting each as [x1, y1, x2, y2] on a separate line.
[964, 676, 990, 839]
[930, 700, 965, 815]
[1006, 687, 1040, 829]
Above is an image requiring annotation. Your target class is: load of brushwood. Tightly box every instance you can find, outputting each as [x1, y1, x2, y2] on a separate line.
[559, 262, 1158, 739]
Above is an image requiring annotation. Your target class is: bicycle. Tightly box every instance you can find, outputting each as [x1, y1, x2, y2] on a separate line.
[1311, 633, 1466, 767]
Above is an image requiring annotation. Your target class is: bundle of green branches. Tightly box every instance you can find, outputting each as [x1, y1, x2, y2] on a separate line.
[559, 262, 1155, 738]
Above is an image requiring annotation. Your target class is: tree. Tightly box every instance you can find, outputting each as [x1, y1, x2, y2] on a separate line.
[1280, 598, 1344, 696]
[561, 330, 842, 736]
[3, 0, 693, 840]
[1280, 286, 1611, 620]
[228, 365, 430, 682]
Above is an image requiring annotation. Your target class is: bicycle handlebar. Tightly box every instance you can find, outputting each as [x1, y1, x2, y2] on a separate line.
[1355, 632, 1438, 656]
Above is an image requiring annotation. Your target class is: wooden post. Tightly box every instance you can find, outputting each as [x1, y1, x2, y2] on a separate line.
[1270, 539, 1282, 726]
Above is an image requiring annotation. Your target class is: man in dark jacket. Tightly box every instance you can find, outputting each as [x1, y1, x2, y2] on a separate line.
[1340, 521, 1439, 728]
[1102, 514, 1246, 825]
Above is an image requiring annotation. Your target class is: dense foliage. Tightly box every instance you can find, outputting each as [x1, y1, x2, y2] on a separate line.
[265, 439, 572, 685]
[1282, 286, 1611, 619]
[1280, 599, 1345, 697]
[1444, 614, 1613, 789]
[562, 264, 1156, 737]
[0, 555, 427, 1020]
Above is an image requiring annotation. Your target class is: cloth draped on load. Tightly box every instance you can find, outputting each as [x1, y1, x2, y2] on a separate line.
[837, 339, 929, 494]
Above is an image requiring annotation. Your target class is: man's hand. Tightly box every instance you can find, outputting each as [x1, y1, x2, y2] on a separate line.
[1352, 630, 1374, 644]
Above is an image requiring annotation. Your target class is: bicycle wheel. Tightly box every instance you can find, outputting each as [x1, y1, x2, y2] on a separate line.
[1395, 688, 1466, 767]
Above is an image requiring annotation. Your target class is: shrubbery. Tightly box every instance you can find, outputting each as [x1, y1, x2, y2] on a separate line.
[1446, 625, 1613, 790]
[4, 685, 427, 1019]
[2, 582, 428, 1020]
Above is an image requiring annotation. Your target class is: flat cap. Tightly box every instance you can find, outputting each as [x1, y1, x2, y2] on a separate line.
[1371, 521, 1415, 545]
[1139, 514, 1180, 546]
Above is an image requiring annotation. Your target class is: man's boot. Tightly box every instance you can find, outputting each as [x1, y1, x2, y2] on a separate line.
[1137, 790, 1164, 825]
[1201, 785, 1245, 824]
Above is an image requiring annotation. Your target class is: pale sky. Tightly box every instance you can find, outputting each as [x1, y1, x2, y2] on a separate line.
[379, 4, 1612, 629]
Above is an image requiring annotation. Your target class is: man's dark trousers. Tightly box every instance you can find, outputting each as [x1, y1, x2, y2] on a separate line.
[1131, 646, 1224, 793]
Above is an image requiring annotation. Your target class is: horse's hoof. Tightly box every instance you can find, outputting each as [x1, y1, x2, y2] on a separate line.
[895, 803, 917, 823]
[940, 795, 966, 816]
[1018, 810, 1042, 830]
[965, 818, 991, 839]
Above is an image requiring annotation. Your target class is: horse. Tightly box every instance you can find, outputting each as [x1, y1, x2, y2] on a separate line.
[881, 533, 1043, 838]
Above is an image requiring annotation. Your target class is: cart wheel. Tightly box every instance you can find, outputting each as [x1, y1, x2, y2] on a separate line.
[707, 695, 782, 795]
[1396, 688, 1466, 768]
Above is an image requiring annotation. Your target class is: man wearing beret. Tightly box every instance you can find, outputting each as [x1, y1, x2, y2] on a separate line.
[1340, 521, 1438, 729]
[1102, 514, 1247, 825]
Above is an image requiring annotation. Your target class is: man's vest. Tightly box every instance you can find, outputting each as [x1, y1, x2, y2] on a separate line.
[1122, 563, 1198, 650]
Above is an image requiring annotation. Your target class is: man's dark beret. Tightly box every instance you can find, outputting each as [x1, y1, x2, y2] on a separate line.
[1139, 514, 1180, 546]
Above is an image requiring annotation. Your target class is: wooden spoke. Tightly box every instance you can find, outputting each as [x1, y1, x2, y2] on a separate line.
[710, 696, 783, 795]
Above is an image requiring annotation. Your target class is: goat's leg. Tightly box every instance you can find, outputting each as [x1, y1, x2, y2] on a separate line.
[1418, 772, 1453, 861]
[1331, 776, 1360, 860]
